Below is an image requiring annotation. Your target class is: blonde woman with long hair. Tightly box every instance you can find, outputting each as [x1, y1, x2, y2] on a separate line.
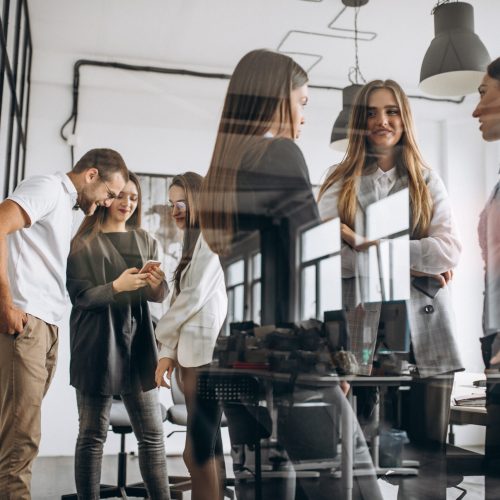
[318, 79, 463, 447]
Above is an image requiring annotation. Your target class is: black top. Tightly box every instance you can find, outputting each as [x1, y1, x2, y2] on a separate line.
[67, 229, 165, 395]
[104, 231, 142, 269]
[104, 232, 143, 321]
[235, 138, 319, 324]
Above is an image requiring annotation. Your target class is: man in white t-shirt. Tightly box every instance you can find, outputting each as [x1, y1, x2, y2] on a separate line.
[0, 148, 128, 498]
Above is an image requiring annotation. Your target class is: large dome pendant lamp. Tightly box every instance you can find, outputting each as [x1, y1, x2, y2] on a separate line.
[419, 1, 490, 96]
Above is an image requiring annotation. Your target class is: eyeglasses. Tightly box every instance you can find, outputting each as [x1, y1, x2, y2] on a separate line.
[99, 176, 118, 200]
[167, 200, 187, 211]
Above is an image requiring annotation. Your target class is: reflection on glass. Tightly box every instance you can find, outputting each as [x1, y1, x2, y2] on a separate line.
[364, 188, 410, 302]
[252, 282, 261, 325]
[366, 188, 409, 241]
[301, 217, 341, 262]
[391, 236, 411, 300]
[301, 265, 316, 320]
[300, 217, 342, 319]
[227, 259, 244, 287]
[319, 256, 342, 312]
[234, 284, 244, 322]
[252, 252, 261, 280]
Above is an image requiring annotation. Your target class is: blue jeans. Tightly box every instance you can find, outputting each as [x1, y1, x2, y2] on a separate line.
[75, 389, 170, 500]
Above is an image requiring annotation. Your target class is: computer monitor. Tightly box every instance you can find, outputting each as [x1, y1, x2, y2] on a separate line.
[376, 300, 410, 353]
[323, 309, 350, 351]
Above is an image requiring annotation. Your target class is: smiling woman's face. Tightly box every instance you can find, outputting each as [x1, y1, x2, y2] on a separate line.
[366, 88, 404, 152]
[168, 185, 187, 230]
[107, 180, 139, 223]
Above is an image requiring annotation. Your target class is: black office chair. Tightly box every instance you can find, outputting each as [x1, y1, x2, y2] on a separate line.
[166, 369, 234, 500]
[62, 398, 176, 500]
[197, 372, 272, 500]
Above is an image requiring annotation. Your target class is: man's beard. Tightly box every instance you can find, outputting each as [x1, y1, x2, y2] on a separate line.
[76, 187, 97, 215]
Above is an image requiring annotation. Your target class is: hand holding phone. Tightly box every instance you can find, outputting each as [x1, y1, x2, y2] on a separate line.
[139, 260, 161, 274]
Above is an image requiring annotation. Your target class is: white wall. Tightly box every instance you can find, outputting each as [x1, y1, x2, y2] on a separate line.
[25, 48, 499, 454]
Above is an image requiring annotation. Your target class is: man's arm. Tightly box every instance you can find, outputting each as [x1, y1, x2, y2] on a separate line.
[0, 199, 30, 334]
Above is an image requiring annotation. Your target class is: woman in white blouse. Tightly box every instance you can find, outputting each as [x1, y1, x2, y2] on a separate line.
[155, 172, 227, 500]
[318, 79, 462, 447]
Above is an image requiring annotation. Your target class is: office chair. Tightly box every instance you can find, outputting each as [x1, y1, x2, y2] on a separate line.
[197, 372, 272, 500]
[61, 398, 188, 500]
[166, 369, 234, 499]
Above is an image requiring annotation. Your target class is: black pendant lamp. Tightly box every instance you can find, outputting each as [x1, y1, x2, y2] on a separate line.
[419, 1, 490, 96]
[330, 84, 362, 152]
[330, 0, 370, 152]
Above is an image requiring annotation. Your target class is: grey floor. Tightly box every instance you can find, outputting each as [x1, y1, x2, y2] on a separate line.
[32, 454, 194, 500]
[31, 451, 489, 500]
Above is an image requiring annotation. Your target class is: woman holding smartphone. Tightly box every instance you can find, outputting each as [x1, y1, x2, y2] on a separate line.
[154, 172, 227, 500]
[318, 79, 463, 446]
[67, 171, 170, 499]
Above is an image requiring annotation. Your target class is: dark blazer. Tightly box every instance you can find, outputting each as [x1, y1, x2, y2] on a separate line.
[235, 137, 319, 324]
[67, 229, 166, 395]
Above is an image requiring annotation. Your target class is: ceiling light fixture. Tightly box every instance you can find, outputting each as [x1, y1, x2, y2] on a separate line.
[330, 0, 368, 152]
[419, 1, 490, 96]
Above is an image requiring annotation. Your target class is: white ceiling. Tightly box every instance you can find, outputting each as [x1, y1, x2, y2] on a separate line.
[27, 0, 500, 91]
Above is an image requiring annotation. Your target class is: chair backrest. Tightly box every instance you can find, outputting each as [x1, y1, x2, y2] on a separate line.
[197, 372, 271, 444]
[197, 373, 263, 404]
[171, 369, 186, 405]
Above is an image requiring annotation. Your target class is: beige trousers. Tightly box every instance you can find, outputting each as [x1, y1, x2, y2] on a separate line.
[0, 314, 58, 500]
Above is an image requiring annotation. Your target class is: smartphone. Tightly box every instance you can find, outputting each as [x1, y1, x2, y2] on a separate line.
[411, 276, 442, 299]
[139, 260, 161, 274]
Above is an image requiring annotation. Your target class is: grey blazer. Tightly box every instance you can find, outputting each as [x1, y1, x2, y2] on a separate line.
[319, 167, 463, 378]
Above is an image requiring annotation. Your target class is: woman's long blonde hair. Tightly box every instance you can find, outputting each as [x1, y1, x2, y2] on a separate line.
[318, 79, 433, 239]
[200, 49, 308, 255]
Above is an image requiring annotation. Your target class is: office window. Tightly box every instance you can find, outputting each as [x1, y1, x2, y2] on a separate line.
[223, 248, 262, 332]
[250, 252, 261, 325]
[226, 259, 245, 328]
[137, 173, 181, 320]
[365, 188, 410, 302]
[0, 0, 32, 198]
[299, 218, 342, 320]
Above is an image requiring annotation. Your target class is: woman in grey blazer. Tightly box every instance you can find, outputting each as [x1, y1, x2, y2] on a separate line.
[67, 171, 170, 499]
[318, 79, 463, 446]
[155, 172, 227, 500]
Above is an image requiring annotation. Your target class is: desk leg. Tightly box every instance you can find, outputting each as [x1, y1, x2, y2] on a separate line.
[343, 392, 354, 500]
[372, 389, 380, 469]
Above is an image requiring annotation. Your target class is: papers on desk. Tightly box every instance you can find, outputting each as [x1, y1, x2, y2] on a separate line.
[453, 392, 486, 407]
[452, 372, 486, 407]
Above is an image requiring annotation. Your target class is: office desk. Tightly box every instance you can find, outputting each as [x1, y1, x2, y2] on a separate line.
[198, 367, 416, 500]
[448, 372, 487, 445]
[450, 406, 487, 427]
[344, 375, 419, 477]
